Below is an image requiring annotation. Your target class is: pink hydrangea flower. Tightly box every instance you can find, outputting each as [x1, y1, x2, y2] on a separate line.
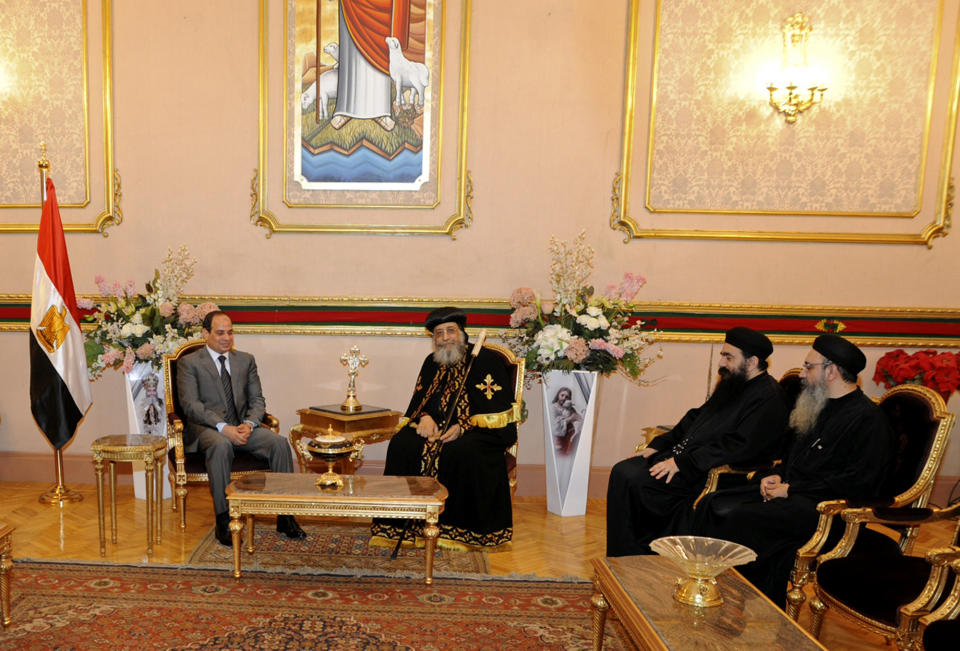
[616, 272, 647, 301]
[95, 275, 110, 297]
[135, 342, 156, 360]
[125, 280, 137, 297]
[509, 305, 538, 327]
[565, 337, 590, 364]
[509, 287, 537, 309]
[177, 303, 198, 325]
[158, 301, 175, 317]
[196, 302, 220, 321]
[102, 347, 124, 365]
[589, 338, 625, 359]
[121, 347, 135, 373]
[112, 281, 125, 299]
[77, 297, 95, 310]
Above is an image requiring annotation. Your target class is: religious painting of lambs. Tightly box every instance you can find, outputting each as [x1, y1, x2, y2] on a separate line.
[286, 0, 446, 205]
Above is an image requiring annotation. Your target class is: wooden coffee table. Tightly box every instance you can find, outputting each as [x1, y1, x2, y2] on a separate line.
[226, 472, 448, 584]
[591, 556, 826, 650]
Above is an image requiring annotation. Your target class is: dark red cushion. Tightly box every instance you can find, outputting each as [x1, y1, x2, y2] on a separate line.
[167, 448, 271, 475]
[817, 554, 930, 625]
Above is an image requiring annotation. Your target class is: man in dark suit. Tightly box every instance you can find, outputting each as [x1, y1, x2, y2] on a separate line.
[177, 310, 304, 545]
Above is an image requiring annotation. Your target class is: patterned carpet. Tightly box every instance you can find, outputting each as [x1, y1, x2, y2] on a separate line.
[187, 521, 489, 577]
[1, 562, 632, 650]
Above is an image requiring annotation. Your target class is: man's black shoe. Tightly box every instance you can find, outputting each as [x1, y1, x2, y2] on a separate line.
[215, 511, 232, 547]
[276, 515, 306, 540]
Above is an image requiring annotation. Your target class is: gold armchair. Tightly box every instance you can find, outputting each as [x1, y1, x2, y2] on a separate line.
[477, 342, 525, 495]
[785, 384, 956, 636]
[797, 501, 960, 649]
[162, 340, 281, 530]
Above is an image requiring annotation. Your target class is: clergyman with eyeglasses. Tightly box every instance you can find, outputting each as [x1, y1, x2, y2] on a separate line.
[691, 334, 895, 608]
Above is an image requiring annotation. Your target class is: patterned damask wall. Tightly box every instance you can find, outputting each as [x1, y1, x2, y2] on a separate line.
[0, 0, 87, 206]
[648, 0, 939, 214]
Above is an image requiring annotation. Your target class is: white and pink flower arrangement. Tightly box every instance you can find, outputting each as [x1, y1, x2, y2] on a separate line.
[503, 232, 660, 382]
[81, 245, 218, 379]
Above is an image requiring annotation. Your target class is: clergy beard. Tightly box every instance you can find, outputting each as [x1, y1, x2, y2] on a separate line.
[433, 332, 467, 366]
[708, 362, 748, 409]
[789, 377, 830, 436]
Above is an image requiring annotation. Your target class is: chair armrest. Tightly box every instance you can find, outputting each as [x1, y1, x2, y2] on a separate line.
[897, 552, 960, 649]
[635, 426, 670, 453]
[791, 500, 851, 584]
[261, 412, 280, 434]
[166, 413, 186, 462]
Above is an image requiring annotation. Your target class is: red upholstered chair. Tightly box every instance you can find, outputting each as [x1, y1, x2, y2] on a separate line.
[785, 384, 956, 639]
[801, 502, 960, 649]
[162, 340, 281, 530]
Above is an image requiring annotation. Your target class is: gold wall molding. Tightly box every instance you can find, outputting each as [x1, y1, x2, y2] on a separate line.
[612, 0, 956, 245]
[252, 0, 474, 237]
[0, 0, 121, 235]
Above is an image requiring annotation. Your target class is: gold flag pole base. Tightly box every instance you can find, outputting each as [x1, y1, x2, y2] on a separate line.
[38, 484, 83, 505]
[38, 448, 83, 504]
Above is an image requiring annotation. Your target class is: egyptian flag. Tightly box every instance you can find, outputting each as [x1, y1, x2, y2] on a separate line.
[30, 177, 92, 449]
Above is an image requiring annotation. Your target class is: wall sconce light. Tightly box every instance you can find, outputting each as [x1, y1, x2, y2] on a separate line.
[766, 13, 827, 123]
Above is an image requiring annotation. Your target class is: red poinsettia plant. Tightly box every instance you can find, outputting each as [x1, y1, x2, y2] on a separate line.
[873, 349, 960, 402]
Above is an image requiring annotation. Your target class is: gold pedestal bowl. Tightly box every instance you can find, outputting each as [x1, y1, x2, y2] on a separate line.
[298, 426, 363, 489]
[649, 535, 757, 608]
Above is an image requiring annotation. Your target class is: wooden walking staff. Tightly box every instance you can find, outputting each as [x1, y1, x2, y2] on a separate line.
[36, 144, 83, 505]
[391, 329, 487, 559]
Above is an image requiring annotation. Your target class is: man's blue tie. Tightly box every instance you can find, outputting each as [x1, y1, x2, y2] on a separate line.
[218, 355, 241, 426]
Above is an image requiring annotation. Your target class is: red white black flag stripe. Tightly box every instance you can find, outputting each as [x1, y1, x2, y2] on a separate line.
[30, 178, 92, 449]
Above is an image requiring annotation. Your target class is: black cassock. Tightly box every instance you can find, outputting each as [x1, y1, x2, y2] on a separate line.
[693, 388, 895, 606]
[606, 372, 788, 556]
[371, 346, 517, 548]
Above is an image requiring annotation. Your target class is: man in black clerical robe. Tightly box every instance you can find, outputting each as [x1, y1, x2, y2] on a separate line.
[606, 327, 789, 556]
[692, 334, 895, 606]
[371, 307, 518, 549]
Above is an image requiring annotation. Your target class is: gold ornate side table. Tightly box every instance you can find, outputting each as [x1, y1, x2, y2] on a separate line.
[91, 434, 167, 556]
[0, 522, 12, 628]
[291, 404, 400, 474]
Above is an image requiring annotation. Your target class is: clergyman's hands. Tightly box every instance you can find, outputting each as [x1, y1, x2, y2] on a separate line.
[637, 447, 656, 459]
[649, 457, 679, 483]
[437, 423, 461, 443]
[416, 414, 439, 439]
[760, 474, 789, 501]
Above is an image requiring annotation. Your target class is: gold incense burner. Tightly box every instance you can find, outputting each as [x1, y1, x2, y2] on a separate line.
[298, 426, 363, 489]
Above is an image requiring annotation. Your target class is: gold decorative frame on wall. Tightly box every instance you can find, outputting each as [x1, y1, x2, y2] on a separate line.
[0, 0, 121, 235]
[251, 0, 474, 238]
[611, 0, 958, 246]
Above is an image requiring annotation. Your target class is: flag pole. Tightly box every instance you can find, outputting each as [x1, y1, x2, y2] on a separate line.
[36, 145, 83, 505]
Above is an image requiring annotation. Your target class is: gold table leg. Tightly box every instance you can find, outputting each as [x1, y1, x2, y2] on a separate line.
[155, 449, 163, 544]
[246, 514, 255, 554]
[94, 455, 106, 557]
[1, 532, 13, 628]
[144, 453, 155, 555]
[423, 508, 439, 586]
[108, 461, 118, 544]
[230, 514, 244, 579]
[591, 581, 610, 651]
